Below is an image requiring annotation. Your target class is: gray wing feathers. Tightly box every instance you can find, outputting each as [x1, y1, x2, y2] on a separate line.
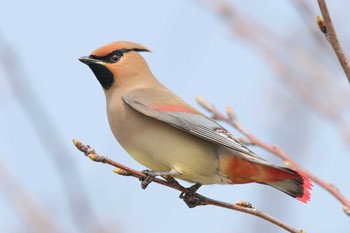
[123, 88, 269, 164]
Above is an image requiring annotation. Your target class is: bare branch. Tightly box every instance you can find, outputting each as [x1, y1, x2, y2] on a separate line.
[196, 97, 350, 216]
[73, 139, 305, 233]
[203, 0, 350, 147]
[317, 0, 350, 84]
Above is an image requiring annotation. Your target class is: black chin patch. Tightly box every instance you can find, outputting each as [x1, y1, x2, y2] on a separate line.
[87, 63, 114, 90]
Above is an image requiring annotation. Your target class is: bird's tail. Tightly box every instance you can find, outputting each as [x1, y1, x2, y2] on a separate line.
[220, 156, 312, 202]
[259, 167, 312, 203]
[222, 156, 312, 202]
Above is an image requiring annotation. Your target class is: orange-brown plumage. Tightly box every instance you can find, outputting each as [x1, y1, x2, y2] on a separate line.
[91, 41, 150, 57]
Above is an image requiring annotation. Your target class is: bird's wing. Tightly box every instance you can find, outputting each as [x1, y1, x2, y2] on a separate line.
[123, 88, 267, 163]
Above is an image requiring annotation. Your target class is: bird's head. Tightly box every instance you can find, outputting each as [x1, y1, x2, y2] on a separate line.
[79, 41, 151, 90]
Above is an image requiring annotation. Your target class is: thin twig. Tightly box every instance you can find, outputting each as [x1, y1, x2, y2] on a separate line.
[317, 0, 350, 84]
[196, 97, 350, 216]
[204, 0, 350, 147]
[73, 139, 304, 233]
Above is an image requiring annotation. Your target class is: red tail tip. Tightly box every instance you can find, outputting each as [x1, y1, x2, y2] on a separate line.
[296, 171, 313, 203]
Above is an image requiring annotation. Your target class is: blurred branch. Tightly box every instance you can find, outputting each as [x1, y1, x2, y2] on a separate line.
[0, 34, 99, 232]
[73, 139, 305, 233]
[0, 162, 61, 233]
[290, 0, 327, 48]
[196, 97, 350, 216]
[317, 0, 350, 84]
[202, 0, 350, 147]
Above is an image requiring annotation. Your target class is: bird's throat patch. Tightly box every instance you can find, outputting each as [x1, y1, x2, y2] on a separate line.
[88, 63, 114, 90]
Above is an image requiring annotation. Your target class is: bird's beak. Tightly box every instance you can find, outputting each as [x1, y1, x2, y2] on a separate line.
[79, 56, 99, 65]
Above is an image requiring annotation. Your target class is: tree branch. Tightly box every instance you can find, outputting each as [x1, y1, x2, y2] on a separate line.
[203, 0, 350, 147]
[73, 139, 305, 233]
[317, 0, 350, 84]
[196, 96, 350, 216]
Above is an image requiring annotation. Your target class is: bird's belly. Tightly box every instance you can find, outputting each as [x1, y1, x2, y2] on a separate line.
[111, 110, 229, 184]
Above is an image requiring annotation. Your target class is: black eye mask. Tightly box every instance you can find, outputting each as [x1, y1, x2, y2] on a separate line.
[89, 48, 150, 64]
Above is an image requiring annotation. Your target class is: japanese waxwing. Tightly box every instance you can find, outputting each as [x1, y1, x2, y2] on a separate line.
[79, 41, 311, 206]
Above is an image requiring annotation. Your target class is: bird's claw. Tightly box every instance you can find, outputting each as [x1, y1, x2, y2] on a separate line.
[140, 169, 179, 189]
[179, 192, 202, 208]
[140, 170, 155, 189]
[179, 183, 203, 208]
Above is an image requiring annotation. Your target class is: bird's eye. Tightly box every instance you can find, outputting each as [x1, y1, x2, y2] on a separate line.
[110, 54, 121, 63]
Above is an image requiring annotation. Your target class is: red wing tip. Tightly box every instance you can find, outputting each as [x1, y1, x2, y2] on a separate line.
[296, 171, 313, 203]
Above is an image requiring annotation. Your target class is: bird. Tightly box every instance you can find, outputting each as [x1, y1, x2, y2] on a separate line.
[79, 41, 311, 207]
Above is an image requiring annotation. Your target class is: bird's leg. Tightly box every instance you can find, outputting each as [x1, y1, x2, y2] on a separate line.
[140, 169, 178, 189]
[179, 183, 203, 208]
[162, 175, 180, 185]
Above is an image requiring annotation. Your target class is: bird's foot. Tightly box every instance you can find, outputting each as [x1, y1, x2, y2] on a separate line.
[179, 183, 203, 208]
[140, 169, 178, 189]
[140, 172, 155, 189]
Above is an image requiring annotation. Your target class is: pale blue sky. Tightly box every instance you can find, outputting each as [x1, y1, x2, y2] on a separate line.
[1, 1, 349, 232]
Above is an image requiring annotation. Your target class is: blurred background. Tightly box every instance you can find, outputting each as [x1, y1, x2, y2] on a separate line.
[1, 0, 350, 232]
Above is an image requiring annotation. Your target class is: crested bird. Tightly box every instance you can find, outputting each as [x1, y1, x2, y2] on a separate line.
[79, 41, 311, 207]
